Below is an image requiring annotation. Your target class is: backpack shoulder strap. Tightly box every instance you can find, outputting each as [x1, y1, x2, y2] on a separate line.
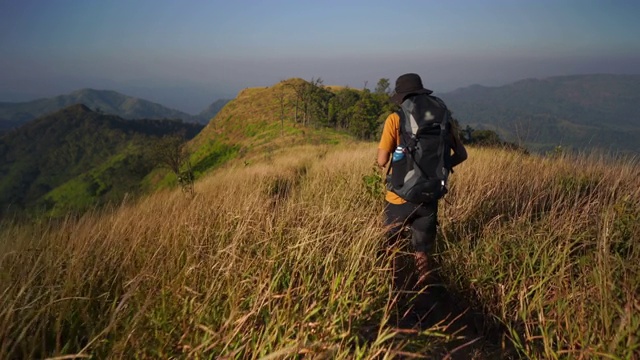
[396, 109, 413, 147]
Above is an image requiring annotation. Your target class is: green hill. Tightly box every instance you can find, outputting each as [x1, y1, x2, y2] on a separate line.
[440, 74, 640, 153]
[186, 78, 391, 177]
[0, 104, 202, 216]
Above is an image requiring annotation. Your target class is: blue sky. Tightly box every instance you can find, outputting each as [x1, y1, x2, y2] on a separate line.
[1, 0, 639, 113]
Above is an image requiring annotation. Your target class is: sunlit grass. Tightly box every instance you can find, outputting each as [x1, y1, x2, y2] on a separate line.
[1, 144, 638, 359]
[438, 148, 640, 358]
[1, 144, 453, 359]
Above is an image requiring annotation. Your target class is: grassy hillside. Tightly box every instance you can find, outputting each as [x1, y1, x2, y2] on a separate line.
[191, 79, 350, 148]
[439, 148, 639, 358]
[184, 78, 361, 180]
[441, 74, 640, 153]
[1, 143, 637, 358]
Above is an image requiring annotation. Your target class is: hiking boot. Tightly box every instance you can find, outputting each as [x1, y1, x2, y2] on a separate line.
[414, 251, 430, 286]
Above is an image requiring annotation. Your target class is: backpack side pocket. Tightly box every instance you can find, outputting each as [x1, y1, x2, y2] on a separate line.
[390, 156, 409, 188]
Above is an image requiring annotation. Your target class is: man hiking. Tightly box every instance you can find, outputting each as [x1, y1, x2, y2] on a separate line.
[377, 73, 468, 285]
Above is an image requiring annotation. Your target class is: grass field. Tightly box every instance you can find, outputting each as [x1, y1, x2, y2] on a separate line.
[1, 144, 638, 359]
[438, 148, 639, 358]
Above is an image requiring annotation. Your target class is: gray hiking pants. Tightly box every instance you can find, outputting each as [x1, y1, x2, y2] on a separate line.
[384, 201, 438, 253]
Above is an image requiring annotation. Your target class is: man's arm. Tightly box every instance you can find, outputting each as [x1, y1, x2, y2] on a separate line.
[377, 113, 397, 169]
[450, 130, 468, 168]
[377, 148, 390, 169]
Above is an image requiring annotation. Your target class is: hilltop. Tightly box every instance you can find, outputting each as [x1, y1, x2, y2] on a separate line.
[185, 78, 392, 176]
[440, 74, 640, 153]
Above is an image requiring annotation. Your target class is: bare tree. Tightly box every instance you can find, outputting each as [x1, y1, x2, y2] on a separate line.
[286, 80, 308, 125]
[150, 132, 194, 194]
[276, 85, 288, 135]
[513, 118, 532, 148]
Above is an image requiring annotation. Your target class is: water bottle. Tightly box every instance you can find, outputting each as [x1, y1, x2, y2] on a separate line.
[392, 146, 405, 162]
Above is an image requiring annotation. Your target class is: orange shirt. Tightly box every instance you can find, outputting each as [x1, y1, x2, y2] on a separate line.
[378, 112, 405, 204]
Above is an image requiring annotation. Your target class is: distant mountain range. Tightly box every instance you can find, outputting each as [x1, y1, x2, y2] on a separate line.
[440, 74, 640, 153]
[0, 88, 230, 130]
[3, 74, 638, 153]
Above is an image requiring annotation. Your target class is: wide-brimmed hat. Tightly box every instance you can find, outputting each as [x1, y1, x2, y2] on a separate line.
[390, 73, 433, 104]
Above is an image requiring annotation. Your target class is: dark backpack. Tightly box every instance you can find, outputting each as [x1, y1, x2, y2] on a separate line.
[386, 94, 453, 204]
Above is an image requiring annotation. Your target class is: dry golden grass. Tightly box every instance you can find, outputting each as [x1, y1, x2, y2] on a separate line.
[1, 144, 449, 359]
[439, 148, 640, 358]
[1, 144, 638, 359]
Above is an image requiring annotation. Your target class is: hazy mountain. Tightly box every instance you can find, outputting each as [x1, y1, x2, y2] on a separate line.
[0, 88, 200, 130]
[197, 98, 231, 123]
[0, 104, 203, 215]
[440, 74, 640, 153]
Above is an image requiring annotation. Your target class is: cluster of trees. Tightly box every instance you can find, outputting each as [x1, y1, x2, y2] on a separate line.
[458, 124, 526, 152]
[280, 77, 518, 148]
[280, 78, 396, 140]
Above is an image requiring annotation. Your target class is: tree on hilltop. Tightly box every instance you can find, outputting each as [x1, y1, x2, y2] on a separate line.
[374, 78, 391, 95]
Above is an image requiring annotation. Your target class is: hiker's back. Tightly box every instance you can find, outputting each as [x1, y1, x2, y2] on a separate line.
[387, 94, 452, 204]
[379, 73, 468, 286]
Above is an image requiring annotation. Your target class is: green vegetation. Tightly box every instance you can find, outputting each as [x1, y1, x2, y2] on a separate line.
[192, 78, 395, 151]
[189, 139, 239, 177]
[42, 149, 152, 217]
[0, 104, 203, 217]
[457, 124, 526, 153]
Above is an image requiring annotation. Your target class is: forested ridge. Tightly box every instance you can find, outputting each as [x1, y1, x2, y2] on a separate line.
[0, 104, 202, 216]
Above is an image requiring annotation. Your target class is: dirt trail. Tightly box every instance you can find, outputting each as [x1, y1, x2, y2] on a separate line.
[389, 251, 515, 359]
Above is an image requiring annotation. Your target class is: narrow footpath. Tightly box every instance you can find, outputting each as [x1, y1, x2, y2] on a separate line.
[389, 250, 516, 359]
